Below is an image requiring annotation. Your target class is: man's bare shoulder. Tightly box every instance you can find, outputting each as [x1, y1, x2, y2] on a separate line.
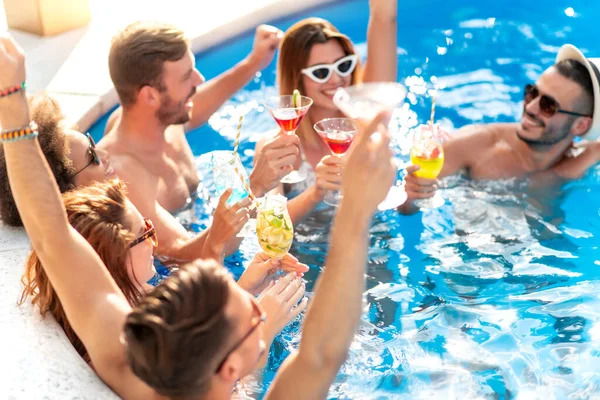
[453, 122, 516, 140]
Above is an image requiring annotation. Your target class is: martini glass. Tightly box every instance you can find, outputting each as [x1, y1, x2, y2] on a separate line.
[314, 118, 357, 206]
[333, 82, 408, 210]
[264, 95, 313, 184]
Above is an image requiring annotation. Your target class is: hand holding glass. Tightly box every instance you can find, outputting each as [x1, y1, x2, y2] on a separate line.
[333, 82, 408, 210]
[211, 151, 256, 237]
[410, 124, 446, 209]
[264, 95, 313, 184]
[314, 118, 357, 207]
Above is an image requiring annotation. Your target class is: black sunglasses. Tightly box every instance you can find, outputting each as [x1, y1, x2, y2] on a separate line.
[72, 133, 100, 178]
[129, 218, 158, 249]
[215, 300, 267, 373]
[524, 84, 591, 118]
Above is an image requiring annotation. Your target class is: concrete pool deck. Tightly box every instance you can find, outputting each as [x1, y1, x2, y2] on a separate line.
[0, 0, 331, 396]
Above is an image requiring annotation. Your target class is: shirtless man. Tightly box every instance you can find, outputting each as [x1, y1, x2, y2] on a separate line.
[400, 44, 600, 214]
[98, 22, 300, 260]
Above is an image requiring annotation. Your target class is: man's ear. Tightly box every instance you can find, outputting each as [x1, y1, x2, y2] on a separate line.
[137, 85, 160, 108]
[572, 116, 593, 137]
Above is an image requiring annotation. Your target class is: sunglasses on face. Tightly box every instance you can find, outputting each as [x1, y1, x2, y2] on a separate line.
[129, 218, 158, 249]
[215, 299, 266, 373]
[72, 133, 100, 178]
[524, 84, 591, 118]
[301, 54, 358, 84]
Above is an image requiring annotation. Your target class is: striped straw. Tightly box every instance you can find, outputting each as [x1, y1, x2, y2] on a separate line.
[233, 115, 243, 158]
[429, 93, 437, 125]
[229, 115, 258, 209]
[233, 161, 259, 209]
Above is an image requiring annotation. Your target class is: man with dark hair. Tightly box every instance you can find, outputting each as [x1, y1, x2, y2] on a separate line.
[400, 44, 600, 214]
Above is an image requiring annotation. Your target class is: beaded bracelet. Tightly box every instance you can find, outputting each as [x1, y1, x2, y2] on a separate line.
[0, 122, 39, 143]
[0, 81, 27, 98]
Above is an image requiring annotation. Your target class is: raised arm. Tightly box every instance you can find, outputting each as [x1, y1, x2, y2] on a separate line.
[266, 112, 396, 399]
[184, 25, 282, 132]
[0, 36, 151, 398]
[362, 0, 398, 83]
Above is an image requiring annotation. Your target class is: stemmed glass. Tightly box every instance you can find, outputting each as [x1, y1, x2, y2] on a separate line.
[333, 82, 408, 210]
[264, 95, 313, 184]
[211, 151, 256, 237]
[410, 123, 446, 208]
[313, 118, 357, 207]
[256, 194, 294, 259]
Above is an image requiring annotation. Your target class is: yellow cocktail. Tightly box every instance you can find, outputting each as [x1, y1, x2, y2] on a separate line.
[411, 123, 447, 208]
[410, 147, 445, 179]
[256, 195, 294, 258]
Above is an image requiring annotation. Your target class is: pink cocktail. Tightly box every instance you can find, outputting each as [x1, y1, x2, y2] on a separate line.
[314, 118, 357, 207]
[264, 95, 313, 184]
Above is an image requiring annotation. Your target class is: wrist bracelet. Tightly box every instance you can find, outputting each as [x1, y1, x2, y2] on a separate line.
[0, 122, 39, 143]
[0, 81, 27, 98]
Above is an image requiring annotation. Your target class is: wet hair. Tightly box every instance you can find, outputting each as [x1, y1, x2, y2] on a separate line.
[555, 59, 594, 115]
[0, 94, 76, 226]
[19, 180, 142, 361]
[124, 260, 233, 398]
[109, 21, 189, 107]
[278, 18, 361, 146]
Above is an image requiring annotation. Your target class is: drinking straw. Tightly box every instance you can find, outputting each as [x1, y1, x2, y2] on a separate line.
[233, 163, 259, 210]
[233, 115, 243, 158]
[231, 115, 259, 209]
[429, 93, 436, 125]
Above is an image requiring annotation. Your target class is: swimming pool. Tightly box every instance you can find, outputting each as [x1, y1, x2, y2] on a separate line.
[89, 0, 600, 397]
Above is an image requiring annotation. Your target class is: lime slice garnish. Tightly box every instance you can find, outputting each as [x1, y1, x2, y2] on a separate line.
[292, 89, 301, 108]
[270, 217, 283, 228]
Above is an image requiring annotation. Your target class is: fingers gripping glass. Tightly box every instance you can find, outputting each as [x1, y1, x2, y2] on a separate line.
[129, 218, 158, 248]
[301, 54, 358, 84]
[72, 133, 100, 177]
[524, 84, 591, 118]
[216, 300, 266, 372]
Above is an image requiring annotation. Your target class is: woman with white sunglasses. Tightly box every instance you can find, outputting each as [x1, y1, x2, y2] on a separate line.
[255, 0, 398, 223]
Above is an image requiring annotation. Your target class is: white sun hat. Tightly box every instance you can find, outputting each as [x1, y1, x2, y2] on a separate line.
[556, 44, 600, 140]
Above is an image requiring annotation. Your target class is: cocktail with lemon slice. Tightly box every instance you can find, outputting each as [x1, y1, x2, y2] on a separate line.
[256, 194, 294, 258]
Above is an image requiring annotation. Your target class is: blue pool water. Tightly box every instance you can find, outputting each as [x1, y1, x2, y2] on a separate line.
[89, 0, 600, 398]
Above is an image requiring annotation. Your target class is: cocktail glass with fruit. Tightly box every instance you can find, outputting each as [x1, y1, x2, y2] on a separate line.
[313, 118, 357, 206]
[264, 93, 313, 184]
[333, 82, 408, 210]
[410, 123, 446, 208]
[256, 194, 294, 259]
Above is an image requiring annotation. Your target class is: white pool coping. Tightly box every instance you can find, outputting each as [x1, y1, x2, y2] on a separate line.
[0, 0, 332, 396]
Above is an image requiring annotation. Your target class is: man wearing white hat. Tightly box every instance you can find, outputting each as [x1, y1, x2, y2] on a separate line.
[400, 43, 600, 213]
